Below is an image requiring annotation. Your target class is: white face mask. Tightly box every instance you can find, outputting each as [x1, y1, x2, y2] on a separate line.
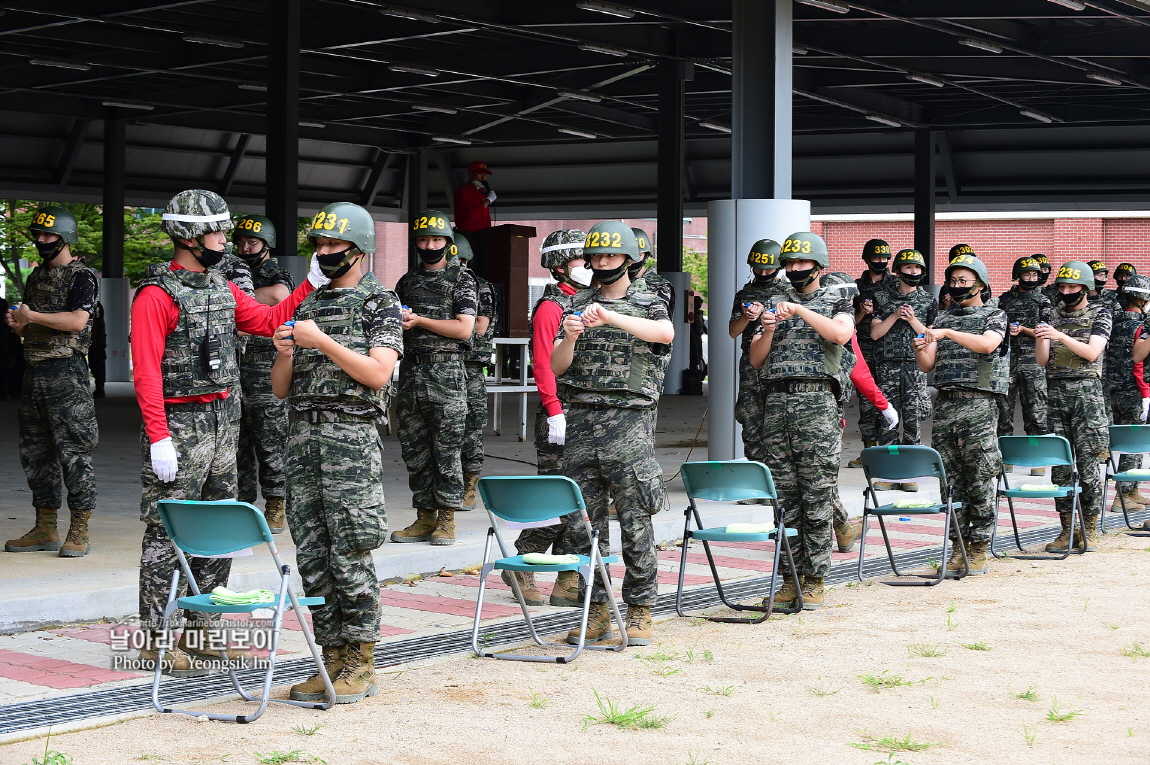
[567, 265, 593, 287]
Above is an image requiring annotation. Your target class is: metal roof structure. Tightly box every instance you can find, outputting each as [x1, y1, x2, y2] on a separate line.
[0, 0, 1149, 217]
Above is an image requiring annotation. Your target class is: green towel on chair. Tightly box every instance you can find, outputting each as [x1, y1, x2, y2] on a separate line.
[1019, 483, 1058, 491]
[1125, 468, 1150, 476]
[724, 522, 774, 534]
[892, 497, 934, 508]
[522, 553, 580, 565]
[209, 587, 276, 605]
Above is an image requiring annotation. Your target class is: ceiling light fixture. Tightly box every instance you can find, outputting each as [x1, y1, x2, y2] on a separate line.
[29, 57, 90, 71]
[578, 42, 629, 57]
[182, 34, 244, 48]
[237, 83, 267, 91]
[797, 0, 850, 13]
[380, 6, 441, 22]
[958, 38, 1004, 54]
[433, 135, 472, 145]
[102, 100, 154, 110]
[559, 127, 597, 139]
[793, 46, 809, 55]
[389, 63, 439, 77]
[865, 113, 903, 127]
[1019, 108, 1054, 123]
[298, 121, 325, 128]
[906, 72, 946, 87]
[412, 102, 458, 114]
[557, 89, 602, 103]
[575, 1, 635, 18]
[1047, 0, 1087, 9]
[1087, 72, 1123, 85]
[698, 121, 732, 133]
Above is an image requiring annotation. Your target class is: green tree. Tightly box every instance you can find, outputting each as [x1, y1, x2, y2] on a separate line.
[683, 247, 708, 302]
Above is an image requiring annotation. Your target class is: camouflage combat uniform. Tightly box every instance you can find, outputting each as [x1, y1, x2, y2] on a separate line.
[559, 282, 670, 606]
[931, 306, 1010, 545]
[730, 273, 788, 463]
[758, 287, 853, 578]
[1103, 307, 1148, 474]
[285, 273, 402, 645]
[996, 286, 1052, 436]
[1045, 300, 1112, 522]
[394, 262, 477, 511]
[237, 258, 294, 504]
[462, 273, 495, 480]
[872, 284, 937, 446]
[635, 271, 676, 318]
[17, 259, 99, 518]
[1089, 291, 1122, 422]
[854, 272, 895, 443]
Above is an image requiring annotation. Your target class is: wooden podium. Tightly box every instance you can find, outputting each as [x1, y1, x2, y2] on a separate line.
[466, 224, 537, 338]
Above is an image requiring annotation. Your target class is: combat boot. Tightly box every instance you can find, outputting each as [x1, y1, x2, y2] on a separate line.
[263, 497, 286, 535]
[801, 576, 825, 610]
[290, 644, 345, 701]
[5, 508, 60, 552]
[1113, 489, 1144, 511]
[872, 482, 900, 492]
[461, 474, 480, 510]
[835, 518, 864, 553]
[567, 602, 613, 644]
[179, 626, 253, 663]
[1029, 466, 1047, 477]
[901, 482, 919, 493]
[58, 509, 91, 558]
[764, 574, 801, 608]
[139, 633, 208, 678]
[1081, 515, 1099, 552]
[1131, 488, 1150, 506]
[943, 542, 968, 578]
[625, 605, 653, 646]
[966, 541, 989, 575]
[429, 509, 455, 545]
[848, 441, 876, 468]
[390, 508, 437, 543]
[331, 641, 378, 704]
[500, 569, 546, 605]
[1044, 513, 1073, 553]
[549, 570, 581, 607]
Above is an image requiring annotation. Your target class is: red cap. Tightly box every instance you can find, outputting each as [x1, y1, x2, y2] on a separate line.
[467, 161, 492, 175]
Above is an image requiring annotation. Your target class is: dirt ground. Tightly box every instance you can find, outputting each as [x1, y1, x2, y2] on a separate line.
[6, 531, 1150, 765]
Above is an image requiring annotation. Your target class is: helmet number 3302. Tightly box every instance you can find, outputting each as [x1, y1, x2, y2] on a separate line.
[312, 211, 352, 234]
[782, 238, 812, 254]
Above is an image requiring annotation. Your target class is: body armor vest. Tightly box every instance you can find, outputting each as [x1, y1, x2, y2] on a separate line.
[135, 265, 239, 398]
[998, 287, 1047, 357]
[734, 276, 788, 352]
[22, 259, 95, 364]
[396, 264, 471, 355]
[760, 287, 845, 387]
[557, 285, 666, 407]
[1048, 300, 1106, 380]
[635, 272, 676, 317]
[932, 306, 1010, 394]
[468, 275, 496, 364]
[854, 272, 894, 349]
[289, 273, 392, 416]
[530, 284, 573, 364]
[873, 285, 936, 362]
[242, 258, 296, 369]
[1104, 309, 1145, 392]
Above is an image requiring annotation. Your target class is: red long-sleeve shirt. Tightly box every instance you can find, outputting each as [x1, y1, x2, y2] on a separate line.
[131, 262, 313, 443]
[531, 282, 577, 418]
[453, 182, 491, 232]
[1136, 326, 1149, 398]
[850, 334, 889, 410]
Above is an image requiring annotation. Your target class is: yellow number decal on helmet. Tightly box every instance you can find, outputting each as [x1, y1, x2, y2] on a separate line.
[35, 212, 56, 227]
[449, 244, 458, 256]
[1058, 266, 1082, 280]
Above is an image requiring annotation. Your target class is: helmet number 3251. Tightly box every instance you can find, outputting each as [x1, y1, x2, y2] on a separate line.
[312, 211, 352, 234]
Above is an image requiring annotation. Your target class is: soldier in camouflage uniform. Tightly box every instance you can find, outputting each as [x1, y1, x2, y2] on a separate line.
[1103, 274, 1150, 510]
[1112, 262, 1137, 295]
[997, 257, 1052, 466]
[553, 221, 673, 646]
[749, 232, 855, 610]
[5, 207, 99, 558]
[455, 232, 494, 511]
[1035, 261, 1112, 553]
[628, 227, 675, 316]
[870, 250, 937, 491]
[391, 211, 477, 546]
[271, 201, 401, 705]
[728, 238, 788, 468]
[914, 255, 1010, 576]
[850, 239, 895, 465]
[232, 214, 295, 532]
[130, 190, 321, 676]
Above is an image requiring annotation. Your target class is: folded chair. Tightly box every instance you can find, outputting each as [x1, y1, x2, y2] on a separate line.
[1103, 425, 1150, 531]
[472, 476, 627, 663]
[992, 435, 1085, 560]
[858, 445, 967, 585]
[673, 460, 802, 622]
[152, 499, 332, 723]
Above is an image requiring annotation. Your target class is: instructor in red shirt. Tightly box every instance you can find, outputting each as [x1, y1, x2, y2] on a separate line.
[453, 161, 495, 233]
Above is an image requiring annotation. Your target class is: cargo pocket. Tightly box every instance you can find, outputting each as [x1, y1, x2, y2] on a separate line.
[335, 485, 387, 554]
[630, 458, 666, 517]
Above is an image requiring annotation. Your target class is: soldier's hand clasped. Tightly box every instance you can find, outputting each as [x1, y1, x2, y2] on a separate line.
[742, 301, 763, 320]
[273, 324, 296, 355]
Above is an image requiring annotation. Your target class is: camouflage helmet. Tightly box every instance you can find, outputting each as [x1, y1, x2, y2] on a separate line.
[28, 206, 79, 245]
[584, 220, 639, 261]
[631, 227, 653, 256]
[232, 214, 276, 248]
[306, 201, 376, 253]
[945, 253, 991, 290]
[1012, 256, 1043, 280]
[1087, 259, 1108, 275]
[410, 210, 453, 241]
[162, 189, 234, 240]
[893, 248, 927, 271]
[1054, 261, 1095, 288]
[1115, 262, 1137, 282]
[453, 230, 475, 263]
[821, 270, 860, 300]
[948, 243, 974, 261]
[1121, 273, 1150, 298]
[862, 238, 891, 261]
[747, 238, 781, 270]
[779, 232, 830, 268]
[540, 228, 587, 269]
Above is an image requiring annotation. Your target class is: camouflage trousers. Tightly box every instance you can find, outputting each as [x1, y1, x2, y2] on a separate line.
[734, 354, 766, 463]
[513, 406, 590, 556]
[19, 355, 98, 512]
[1048, 377, 1108, 519]
[138, 396, 239, 630]
[395, 358, 467, 511]
[875, 360, 930, 447]
[462, 361, 488, 478]
[287, 416, 385, 646]
[761, 387, 841, 578]
[565, 404, 663, 606]
[237, 371, 288, 503]
[933, 393, 1002, 544]
[997, 361, 1048, 437]
[1111, 388, 1145, 474]
[856, 341, 882, 443]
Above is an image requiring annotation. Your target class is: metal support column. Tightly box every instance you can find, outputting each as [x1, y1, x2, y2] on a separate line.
[914, 129, 936, 284]
[266, 0, 300, 260]
[657, 59, 691, 394]
[405, 151, 425, 272]
[101, 118, 130, 381]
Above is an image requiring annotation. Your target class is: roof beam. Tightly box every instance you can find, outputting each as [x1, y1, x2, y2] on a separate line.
[218, 132, 250, 195]
[53, 116, 88, 187]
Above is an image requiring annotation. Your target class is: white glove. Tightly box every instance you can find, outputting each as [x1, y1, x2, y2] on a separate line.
[1142, 397, 1149, 422]
[150, 437, 179, 483]
[486, 190, 497, 203]
[881, 404, 900, 430]
[546, 414, 566, 446]
[307, 254, 330, 289]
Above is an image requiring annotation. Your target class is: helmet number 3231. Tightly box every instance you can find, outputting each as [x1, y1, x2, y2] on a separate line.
[312, 211, 353, 234]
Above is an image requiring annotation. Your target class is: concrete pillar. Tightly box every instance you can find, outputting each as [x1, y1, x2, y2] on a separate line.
[914, 129, 936, 283]
[101, 119, 130, 382]
[266, 0, 300, 260]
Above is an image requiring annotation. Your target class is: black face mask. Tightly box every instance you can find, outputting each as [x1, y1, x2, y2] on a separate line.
[237, 243, 268, 268]
[1094, 278, 1107, 291]
[592, 263, 628, 285]
[786, 267, 818, 290]
[867, 260, 889, 275]
[899, 272, 925, 287]
[33, 239, 67, 263]
[1036, 270, 1050, 286]
[942, 285, 979, 304]
[191, 239, 230, 269]
[317, 246, 359, 279]
[1059, 289, 1086, 308]
[1018, 281, 1038, 292]
[754, 270, 778, 284]
[417, 244, 447, 265]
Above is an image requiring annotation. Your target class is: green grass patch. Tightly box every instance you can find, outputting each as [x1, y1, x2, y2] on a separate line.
[859, 671, 913, 693]
[584, 690, 670, 730]
[907, 643, 948, 658]
[849, 730, 944, 753]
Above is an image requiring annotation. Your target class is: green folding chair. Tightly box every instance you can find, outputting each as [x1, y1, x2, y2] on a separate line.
[674, 460, 802, 622]
[858, 445, 967, 585]
[152, 499, 333, 723]
[1103, 425, 1150, 531]
[472, 476, 627, 663]
[992, 435, 1086, 560]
